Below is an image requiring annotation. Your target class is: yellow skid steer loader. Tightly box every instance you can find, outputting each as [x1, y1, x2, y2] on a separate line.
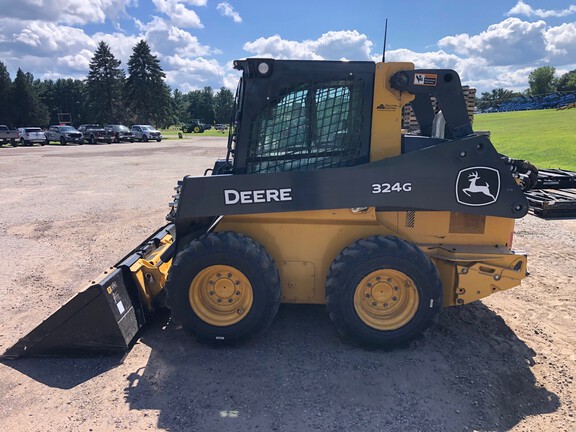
[2, 59, 537, 357]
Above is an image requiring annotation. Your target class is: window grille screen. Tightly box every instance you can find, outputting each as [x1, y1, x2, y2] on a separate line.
[246, 78, 366, 173]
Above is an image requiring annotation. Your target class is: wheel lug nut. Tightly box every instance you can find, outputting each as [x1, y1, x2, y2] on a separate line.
[236, 291, 240, 295]
[237, 308, 244, 314]
[372, 302, 377, 306]
[235, 280, 240, 285]
[209, 291, 215, 295]
[384, 303, 389, 307]
[394, 286, 399, 291]
[227, 273, 232, 277]
[365, 293, 371, 298]
[387, 278, 392, 283]
[392, 296, 398, 301]
[367, 283, 372, 288]
[217, 298, 222, 303]
[228, 299, 233, 303]
[216, 273, 221, 278]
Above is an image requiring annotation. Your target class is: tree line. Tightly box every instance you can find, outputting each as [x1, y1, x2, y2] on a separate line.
[0, 40, 235, 129]
[476, 66, 576, 111]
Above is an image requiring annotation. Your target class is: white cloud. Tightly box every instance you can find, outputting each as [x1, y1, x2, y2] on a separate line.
[163, 55, 240, 92]
[57, 49, 93, 71]
[0, 0, 135, 26]
[217, 2, 242, 23]
[244, 35, 321, 60]
[151, 0, 204, 28]
[544, 23, 576, 62]
[384, 48, 461, 70]
[507, 1, 576, 18]
[10, 21, 96, 55]
[243, 30, 373, 61]
[143, 17, 211, 57]
[438, 18, 547, 66]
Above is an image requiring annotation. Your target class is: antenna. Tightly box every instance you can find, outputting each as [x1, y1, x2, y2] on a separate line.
[382, 19, 388, 63]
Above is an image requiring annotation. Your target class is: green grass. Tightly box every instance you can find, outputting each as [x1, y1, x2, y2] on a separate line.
[161, 110, 576, 171]
[473, 109, 576, 171]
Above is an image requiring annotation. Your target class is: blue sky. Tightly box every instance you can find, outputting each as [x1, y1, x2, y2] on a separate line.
[1, 0, 575, 94]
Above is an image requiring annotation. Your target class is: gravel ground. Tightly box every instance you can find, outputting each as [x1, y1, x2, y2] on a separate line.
[0, 137, 574, 432]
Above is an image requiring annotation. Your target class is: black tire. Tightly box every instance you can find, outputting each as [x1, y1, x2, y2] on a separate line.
[114, 134, 120, 143]
[89, 135, 95, 144]
[156, 138, 162, 142]
[143, 134, 148, 142]
[60, 137, 66, 146]
[166, 232, 281, 343]
[325, 235, 443, 348]
[45, 138, 50, 145]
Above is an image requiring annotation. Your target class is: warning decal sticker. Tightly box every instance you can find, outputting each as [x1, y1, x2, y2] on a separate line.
[414, 73, 437, 86]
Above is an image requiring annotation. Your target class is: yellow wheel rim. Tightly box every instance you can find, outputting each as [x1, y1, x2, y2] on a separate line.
[189, 265, 253, 326]
[354, 269, 419, 330]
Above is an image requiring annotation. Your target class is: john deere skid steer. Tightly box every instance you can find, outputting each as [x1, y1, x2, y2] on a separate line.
[2, 59, 537, 357]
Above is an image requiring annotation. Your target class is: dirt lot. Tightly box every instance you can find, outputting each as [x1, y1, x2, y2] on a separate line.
[0, 137, 574, 432]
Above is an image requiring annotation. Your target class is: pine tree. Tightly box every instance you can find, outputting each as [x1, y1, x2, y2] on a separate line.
[11, 69, 48, 127]
[125, 40, 171, 125]
[187, 87, 215, 124]
[173, 88, 189, 124]
[86, 41, 125, 124]
[0, 62, 13, 126]
[214, 87, 235, 124]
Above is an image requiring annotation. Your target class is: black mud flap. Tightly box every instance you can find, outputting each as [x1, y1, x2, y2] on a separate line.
[1, 266, 145, 359]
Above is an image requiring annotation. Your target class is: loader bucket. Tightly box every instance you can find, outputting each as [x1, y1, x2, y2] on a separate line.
[2, 224, 175, 359]
[2, 267, 145, 359]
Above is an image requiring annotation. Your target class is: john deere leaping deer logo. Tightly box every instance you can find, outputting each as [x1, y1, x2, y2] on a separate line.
[456, 167, 500, 206]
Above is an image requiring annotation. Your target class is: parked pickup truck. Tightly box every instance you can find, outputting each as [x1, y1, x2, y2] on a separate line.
[16, 127, 46, 146]
[0, 125, 18, 146]
[45, 125, 84, 145]
[78, 124, 112, 144]
[104, 124, 134, 143]
[131, 125, 162, 142]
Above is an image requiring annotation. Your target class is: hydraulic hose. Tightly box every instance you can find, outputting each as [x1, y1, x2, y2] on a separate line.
[501, 155, 539, 191]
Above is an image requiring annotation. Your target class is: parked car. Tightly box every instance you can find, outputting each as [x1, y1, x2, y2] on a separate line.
[78, 124, 111, 144]
[16, 127, 46, 146]
[131, 125, 162, 142]
[0, 125, 18, 146]
[104, 124, 134, 143]
[45, 125, 84, 145]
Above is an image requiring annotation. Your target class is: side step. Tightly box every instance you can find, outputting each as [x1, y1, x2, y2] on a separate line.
[2, 224, 174, 359]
